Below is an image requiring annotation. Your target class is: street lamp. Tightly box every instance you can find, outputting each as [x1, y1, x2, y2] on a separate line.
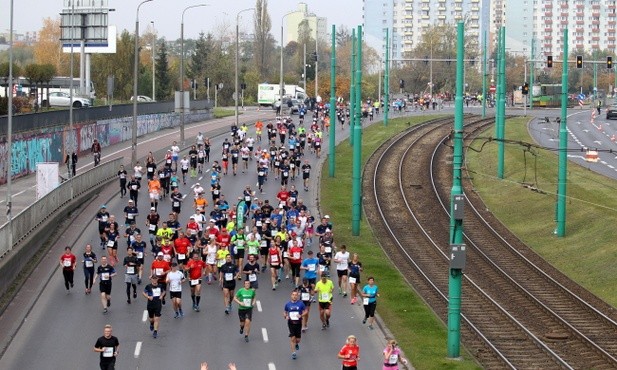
[180, 3, 209, 145]
[6, 0, 14, 250]
[151, 21, 156, 101]
[132, 0, 154, 166]
[280, 11, 295, 112]
[235, 7, 255, 126]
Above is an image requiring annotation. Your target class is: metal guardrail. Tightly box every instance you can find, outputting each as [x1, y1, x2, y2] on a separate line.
[0, 157, 122, 257]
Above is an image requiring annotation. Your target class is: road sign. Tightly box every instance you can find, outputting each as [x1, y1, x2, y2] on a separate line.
[577, 93, 585, 100]
[489, 85, 496, 93]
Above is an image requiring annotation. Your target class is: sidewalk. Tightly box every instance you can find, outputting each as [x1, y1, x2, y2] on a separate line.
[0, 109, 272, 219]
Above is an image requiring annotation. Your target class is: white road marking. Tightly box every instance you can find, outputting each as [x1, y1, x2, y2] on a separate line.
[594, 141, 602, 145]
[142, 310, 148, 322]
[198, 176, 203, 181]
[262, 327, 269, 343]
[268, 363, 276, 370]
[256, 300, 262, 312]
[182, 194, 187, 199]
[134, 341, 142, 358]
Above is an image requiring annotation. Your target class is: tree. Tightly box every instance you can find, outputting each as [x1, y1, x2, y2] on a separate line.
[155, 40, 171, 101]
[253, 0, 273, 79]
[187, 32, 211, 88]
[336, 26, 352, 48]
[33, 17, 71, 76]
[91, 30, 135, 101]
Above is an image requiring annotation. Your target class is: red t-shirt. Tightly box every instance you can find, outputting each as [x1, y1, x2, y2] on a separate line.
[277, 191, 290, 202]
[60, 253, 76, 270]
[288, 245, 303, 264]
[217, 233, 231, 247]
[186, 259, 206, 280]
[339, 344, 360, 367]
[151, 259, 171, 281]
[174, 237, 191, 255]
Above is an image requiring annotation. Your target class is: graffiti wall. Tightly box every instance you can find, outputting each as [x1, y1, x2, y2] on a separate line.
[0, 111, 210, 185]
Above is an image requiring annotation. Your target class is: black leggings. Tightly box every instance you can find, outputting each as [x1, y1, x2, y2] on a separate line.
[63, 269, 74, 290]
[84, 267, 95, 289]
[364, 301, 377, 318]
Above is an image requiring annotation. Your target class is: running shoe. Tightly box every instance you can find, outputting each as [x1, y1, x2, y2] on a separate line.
[291, 352, 297, 360]
[174, 312, 179, 319]
[107, 299, 111, 307]
[195, 306, 200, 312]
[295, 343, 300, 351]
[362, 318, 367, 324]
[321, 323, 327, 330]
[326, 319, 330, 328]
[103, 308, 108, 314]
[240, 327, 244, 334]
[368, 325, 374, 330]
[153, 330, 158, 338]
[150, 323, 154, 331]
[245, 336, 249, 342]
[127, 299, 131, 304]
[133, 292, 137, 298]
[350, 297, 357, 305]
[179, 310, 184, 317]
[225, 309, 229, 315]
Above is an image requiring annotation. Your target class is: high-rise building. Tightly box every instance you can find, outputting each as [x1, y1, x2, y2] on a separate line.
[362, 0, 490, 61]
[284, 3, 328, 45]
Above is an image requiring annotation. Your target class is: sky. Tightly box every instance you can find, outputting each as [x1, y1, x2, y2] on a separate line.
[0, 0, 363, 42]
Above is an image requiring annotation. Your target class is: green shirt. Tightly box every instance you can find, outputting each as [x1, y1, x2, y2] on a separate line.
[315, 279, 334, 303]
[247, 240, 260, 255]
[235, 288, 256, 310]
[232, 234, 246, 249]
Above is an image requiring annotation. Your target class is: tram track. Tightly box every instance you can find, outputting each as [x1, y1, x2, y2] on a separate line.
[363, 115, 617, 369]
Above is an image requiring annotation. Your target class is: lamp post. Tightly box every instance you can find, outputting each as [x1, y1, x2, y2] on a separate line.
[280, 11, 295, 111]
[6, 0, 14, 251]
[151, 21, 156, 100]
[180, 4, 209, 144]
[132, 0, 153, 166]
[235, 7, 254, 126]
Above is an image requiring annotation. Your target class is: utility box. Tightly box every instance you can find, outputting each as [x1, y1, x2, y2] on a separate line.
[450, 244, 466, 270]
[452, 194, 465, 220]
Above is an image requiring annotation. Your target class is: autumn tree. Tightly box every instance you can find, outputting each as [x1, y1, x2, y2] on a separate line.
[253, 0, 274, 80]
[155, 40, 171, 101]
[33, 17, 71, 76]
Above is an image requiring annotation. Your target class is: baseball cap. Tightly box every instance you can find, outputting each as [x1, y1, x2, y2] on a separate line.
[150, 207, 156, 211]
[324, 215, 330, 219]
[157, 252, 164, 257]
[101, 205, 107, 208]
[128, 199, 134, 203]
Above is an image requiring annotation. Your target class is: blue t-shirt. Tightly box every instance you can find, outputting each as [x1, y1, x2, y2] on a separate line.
[301, 257, 319, 279]
[362, 284, 378, 304]
[284, 300, 306, 323]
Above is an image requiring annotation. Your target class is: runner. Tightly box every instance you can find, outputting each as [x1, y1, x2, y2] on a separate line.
[118, 165, 128, 198]
[132, 233, 147, 284]
[382, 339, 408, 369]
[301, 159, 311, 191]
[170, 141, 180, 171]
[143, 275, 166, 338]
[105, 222, 120, 266]
[267, 242, 282, 290]
[146, 208, 160, 252]
[133, 161, 143, 185]
[219, 254, 239, 314]
[314, 271, 334, 329]
[170, 187, 183, 215]
[93, 324, 119, 370]
[348, 253, 363, 305]
[298, 278, 313, 332]
[242, 254, 260, 289]
[300, 250, 319, 292]
[151, 252, 171, 305]
[95, 205, 110, 250]
[180, 155, 190, 185]
[59, 246, 76, 293]
[361, 276, 379, 329]
[288, 239, 303, 287]
[94, 256, 116, 314]
[166, 262, 186, 318]
[337, 335, 360, 370]
[82, 244, 98, 294]
[122, 246, 140, 304]
[233, 280, 256, 342]
[231, 227, 247, 275]
[174, 230, 191, 267]
[334, 244, 350, 296]
[283, 289, 307, 360]
[185, 253, 206, 311]
[148, 175, 162, 211]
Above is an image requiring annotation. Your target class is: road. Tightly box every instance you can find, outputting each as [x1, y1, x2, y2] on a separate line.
[0, 109, 393, 370]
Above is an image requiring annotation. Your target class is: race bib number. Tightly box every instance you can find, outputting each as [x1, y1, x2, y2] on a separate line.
[283, 171, 289, 177]
[128, 213, 135, 219]
[245, 196, 251, 201]
[206, 255, 215, 264]
[106, 240, 115, 247]
[243, 298, 252, 307]
[177, 253, 186, 260]
[348, 277, 356, 284]
[389, 354, 398, 364]
[363, 297, 370, 305]
[214, 189, 220, 195]
[173, 202, 180, 207]
[152, 287, 161, 297]
[283, 251, 288, 258]
[320, 292, 330, 301]
[63, 259, 72, 267]
[307, 264, 316, 272]
[155, 268, 164, 276]
[101, 215, 108, 222]
[293, 252, 300, 260]
[289, 311, 300, 321]
[325, 246, 332, 253]
[249, 273, 257, 282]
[103, 347, 114, 358]
[101, 272, 110, 281]
[270, 255, 279, 263]
[148, 168, 154, 172]
[131, 185, 138, 190]
[319, 265, 326, 272]
[225, 273, 234, 281]
[85, 260, 94, 268]
[258, 171, 265, 176]
[190, 279, 200, 286]
[301, 292, 310, 301]
[137, 252, 143, 259]
[126, 266, 135, 274]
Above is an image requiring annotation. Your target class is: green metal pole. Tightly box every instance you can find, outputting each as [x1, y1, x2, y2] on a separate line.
[447, 21, 465, 359]
[529, 37, 535, 109]
[349, 29, 356, 146]
[482, 30, 487, 118]
[556, 28, 569, 237]
[494, 28, 502, 140]
[384, 28, 390, 126]
[351, 25, 363, 236]
[329, 25, 336, 178]
[593, 51, 598, 97]
[497, 27, 506, 179]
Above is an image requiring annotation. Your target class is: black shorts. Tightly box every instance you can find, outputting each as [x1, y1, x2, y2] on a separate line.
[288, 321, 302, 338]
[99, 282, 112, 295]
[223, 282, 236, 291]
[269, 264, 281, 269]
[170, 291, 182, 299]
[198, 158, 205, 164]
[147, 302, 162, 317]
[319, 301, 331, 310]
[98, 227, 106, 234]
[232, 158, 239, 164]
[238, 308, 253, 321]
[234, 248, 245, 259]
[290, 263, 301, 278]
[303, 173, 310, 179]
[337, 269, 348, 277]
[306, 277, 316, 286]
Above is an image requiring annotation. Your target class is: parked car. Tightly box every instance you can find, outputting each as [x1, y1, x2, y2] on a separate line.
[42, 92, 90, 108]
[606, 105, 617, 120]
[130, 95, 155, 102]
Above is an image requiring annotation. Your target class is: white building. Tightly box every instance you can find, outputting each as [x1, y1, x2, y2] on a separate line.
[284, 3, 328, 45]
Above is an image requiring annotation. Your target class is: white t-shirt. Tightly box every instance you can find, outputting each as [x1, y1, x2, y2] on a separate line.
[167, 270, 184, 292]
[171, 145, 180, 156]
[335, 251, 350, 271]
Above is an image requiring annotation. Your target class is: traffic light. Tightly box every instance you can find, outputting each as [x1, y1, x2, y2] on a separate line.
[240, 83, 247, 90]
[576, 55, 583, 68]
[547, 55, 553, 68]
[608, 56, 613, 69]
[313, 51, 318, 62]
[522, 82, 529, 95]
[399, 79, 405, 89]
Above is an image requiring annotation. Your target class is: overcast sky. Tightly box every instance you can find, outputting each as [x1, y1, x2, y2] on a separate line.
[0, 0, 363, 42]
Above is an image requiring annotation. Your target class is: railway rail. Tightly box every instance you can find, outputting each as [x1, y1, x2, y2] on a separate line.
[363, 115, 617, 369]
